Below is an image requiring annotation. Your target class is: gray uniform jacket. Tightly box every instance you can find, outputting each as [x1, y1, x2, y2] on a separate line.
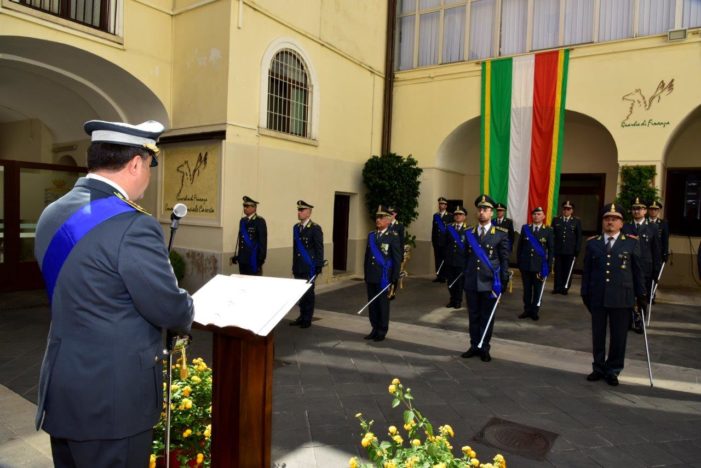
[34, 177, 194, 440]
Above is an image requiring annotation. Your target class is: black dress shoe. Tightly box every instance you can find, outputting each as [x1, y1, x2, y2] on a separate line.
[300, 321, 311, 329]
[453, 304, 462, 309]
[289, 317, 303, 326]
[562, 290, 568, 296]
[518, 312, 531, 319]
[480, 351, 491, 362]
[604, 374, 619, 386]
[551, 290, 559, 294]
[363, 331, 377, 340]
[586, 371, 603, 381]
[373, 335, 386, 342]
[446, 302, 455, 308]
[531, 315, 540, 321]
[461, 348, 477, 358]
[432, 277, 443, 283]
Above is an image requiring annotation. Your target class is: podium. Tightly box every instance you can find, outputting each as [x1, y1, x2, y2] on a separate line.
[192, 274, 311, 467]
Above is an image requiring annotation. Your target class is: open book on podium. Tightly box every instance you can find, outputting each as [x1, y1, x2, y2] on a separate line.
[191, 273, 311, 467]
[193, 273, 311, 334]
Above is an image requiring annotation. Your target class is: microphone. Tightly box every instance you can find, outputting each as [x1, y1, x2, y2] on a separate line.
[170, 203, 188, 230]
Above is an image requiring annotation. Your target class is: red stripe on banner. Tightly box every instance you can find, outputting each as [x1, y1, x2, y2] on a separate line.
[528, 51, 560, 217]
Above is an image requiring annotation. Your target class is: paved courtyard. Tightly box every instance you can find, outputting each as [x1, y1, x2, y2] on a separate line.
[1, 274, 700, 467]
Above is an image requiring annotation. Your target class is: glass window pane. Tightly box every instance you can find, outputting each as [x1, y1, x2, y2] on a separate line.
[638, 0, 674, 36]
[683, 0, 701, 28]
[500, 0, 528, 55]
[397, 15, 416, 70]
[469, 0, 495, 60]
[20, 168, 82, 262]
[400, 0, 416, 14]
[599, 0, 633, 41]
[564, 0, 593, 45]
[420, 0, 440, 9]
[443, 6, 466, 62]
[418, 11, 440, 66]
[532, 0, 560, 50]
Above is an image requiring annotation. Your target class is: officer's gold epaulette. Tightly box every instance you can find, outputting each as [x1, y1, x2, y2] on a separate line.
[115, 192, 150, 215]
[626, 234, 638, 239]
[587, 235, 600, 241]
[495, 226, 508, 233]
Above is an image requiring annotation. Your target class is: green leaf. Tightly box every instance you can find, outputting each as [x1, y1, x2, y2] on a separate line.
[392, 398, 400, 408]
[403, 410, 415, 424]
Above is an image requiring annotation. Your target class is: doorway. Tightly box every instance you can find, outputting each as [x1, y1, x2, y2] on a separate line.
[559, 173, 606, 236]
[332, 194, 350, 272]
[0, 160, 86, 291]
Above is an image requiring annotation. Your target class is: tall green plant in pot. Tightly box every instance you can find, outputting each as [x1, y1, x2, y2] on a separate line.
[617, 165, 659, 221]
[362, 153, 423, 277]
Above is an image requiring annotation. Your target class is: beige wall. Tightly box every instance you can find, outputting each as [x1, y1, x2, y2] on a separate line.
[0, 120, 53, 163]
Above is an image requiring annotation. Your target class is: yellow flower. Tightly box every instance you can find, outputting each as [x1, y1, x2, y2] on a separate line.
[391, 378, 400, 385]
[494, 454, 505, 463]
[404, 420, 416, 431]
[411, 438, 421, 447]
[355, 413, 362, 418]
[392, 434, 403, 445]
[180, 398, 193, 409]
[469, 450, 477, 459]
[388, 384, 397, 394]
[191, 375, 201, 384]
[439, 424, 454, 438]
[182, 386, 192, 397]
[349, 457, 359, 468]
[149, 454, 156, 468]
[433, 464, 446, 468]
[481, 464, 494, 468]
[170, 384, 179, 392]
[462, 446, 472, 454]
[384, 462, 397, 468]
[183, 428, 192, 438]
[470, 459, 480, 467]
[196, 453, 204, 465]
[204, 424, 211, 438]
[361, 437, 371, 448]
[388, 425, 398, 435]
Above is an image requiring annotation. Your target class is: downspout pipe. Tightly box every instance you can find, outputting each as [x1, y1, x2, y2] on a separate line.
[381, 0, 396, 156]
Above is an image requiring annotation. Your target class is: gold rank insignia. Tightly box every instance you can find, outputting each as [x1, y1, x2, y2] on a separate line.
[115, 192, 151, 215]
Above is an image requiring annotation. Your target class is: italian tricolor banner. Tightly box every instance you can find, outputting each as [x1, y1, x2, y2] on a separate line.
[480, 49, 569, 229]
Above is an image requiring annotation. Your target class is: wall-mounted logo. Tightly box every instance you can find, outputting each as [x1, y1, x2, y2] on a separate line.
[621, 79, 674, 128]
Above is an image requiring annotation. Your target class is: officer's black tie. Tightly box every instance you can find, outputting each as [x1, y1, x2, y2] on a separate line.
[479, 226, 485, 240]
[606, 236, 614, 253]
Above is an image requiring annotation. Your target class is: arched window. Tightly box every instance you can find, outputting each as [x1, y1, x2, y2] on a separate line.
[266, 49, 311, 138]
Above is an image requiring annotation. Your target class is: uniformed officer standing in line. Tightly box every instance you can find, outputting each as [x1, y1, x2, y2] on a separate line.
[443, 205, 468, 309]
[431, 197, 452, 282]
[582, 203, 645, 386]
[461, 195, 510, 362]
[551, 200, 582, 295]
[290, 200, 324, 328]
[233, 196, 267, 275]
[34, 120, 194, 467]
[364, 206, 402, 341]
[387, 206, 405, 300]
[493, 203, 515, 251]
[622, 197, 661, 333]
[517, 207, 554, 321]
[647, 200, 669, 263]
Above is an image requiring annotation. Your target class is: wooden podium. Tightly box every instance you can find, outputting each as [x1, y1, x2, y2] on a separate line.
[192, 274, 311, 468]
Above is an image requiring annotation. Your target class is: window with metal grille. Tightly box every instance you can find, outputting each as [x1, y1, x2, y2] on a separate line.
[266, 50, 310, 138]
[10, 0, 119, 34]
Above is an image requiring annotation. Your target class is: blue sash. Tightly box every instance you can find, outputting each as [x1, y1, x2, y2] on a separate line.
[433, 213, 447, 235]
[368, 232, 392, 289]
[41, 196, 136, 303]
[293, 225, 314, 279]
[239, 218, 259, 273]
[465, 229, 502, 296]
[522, 225, 549, 278]
[447, 225, 466, 252]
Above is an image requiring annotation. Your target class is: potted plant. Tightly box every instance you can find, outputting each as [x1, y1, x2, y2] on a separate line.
[151, 355, 212, 467]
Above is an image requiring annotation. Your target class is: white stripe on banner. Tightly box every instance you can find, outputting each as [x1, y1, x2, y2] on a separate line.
[507, 55, 535, 232]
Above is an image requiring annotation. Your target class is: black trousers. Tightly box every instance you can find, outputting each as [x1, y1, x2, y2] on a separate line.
[294, 274, 315, 322]
[591, 306, 631, 376]
[553, 255, 575, 292]
[445, 265, 463, 306]
[239, 262, 262, 276]
[367, 282, 390, 336]
[521, 270, 545, 317]
[465, 290, 497, 352]
[50, 429, 152, 468]
[432, 244, 446, 280]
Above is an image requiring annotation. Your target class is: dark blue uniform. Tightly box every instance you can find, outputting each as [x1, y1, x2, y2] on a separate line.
[552, 216, 582, 293]
[432, 211, 452, 281]
[463, 225, 510, 354]
[443, 223, 468, 308]
[364, 229, 402, 339]
[493, 216, 515, 251]
[292, 220, 324, 325]
[581, 233, 645, 379]
[517, 224, 554, 319]
[622, 220, 661, 294]
[236, 214, 267, 275]
[649, 217, 669, 262]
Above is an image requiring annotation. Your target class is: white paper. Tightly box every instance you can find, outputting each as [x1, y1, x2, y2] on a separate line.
[193, 274, 311, 336]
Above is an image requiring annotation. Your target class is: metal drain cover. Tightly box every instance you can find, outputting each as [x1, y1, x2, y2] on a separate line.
[474, 417, 558, 460]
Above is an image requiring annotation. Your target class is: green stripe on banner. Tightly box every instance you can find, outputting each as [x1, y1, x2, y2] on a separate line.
[550, 50, 569, 221]
[488, 58, 512, 204]
[480, 61, 487, 194]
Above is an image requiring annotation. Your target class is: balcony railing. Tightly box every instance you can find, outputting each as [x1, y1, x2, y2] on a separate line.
[10, 0, 118, 35]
